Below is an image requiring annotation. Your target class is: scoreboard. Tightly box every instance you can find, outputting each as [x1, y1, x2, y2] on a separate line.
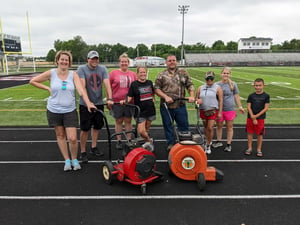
[0, 33, 22, 53]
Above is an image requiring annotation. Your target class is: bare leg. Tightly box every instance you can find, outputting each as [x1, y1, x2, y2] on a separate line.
[215, 121, 223, 142]
[225, 120, 234, 145]
[206, 120, 215, 145]
[115, 118, 124, 141]
[124, 117, 133, 140]
[65, 127, 78, 160]
[80, 130, 89, 153]
[138, 121, 151, 142]
[54, 126, 69, 160]
[247, 133, 253, 150]
[91, 128, 99, 148]
[257, 134, 263, 152]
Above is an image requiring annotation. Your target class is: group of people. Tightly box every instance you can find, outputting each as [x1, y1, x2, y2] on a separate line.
[30, 51, 270, 172]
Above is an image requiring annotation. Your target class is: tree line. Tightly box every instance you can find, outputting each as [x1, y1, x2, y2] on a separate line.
[45, 35, 300, 63]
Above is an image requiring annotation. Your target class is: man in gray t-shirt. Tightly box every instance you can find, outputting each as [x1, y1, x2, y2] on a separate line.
[77, 50, 113, 163]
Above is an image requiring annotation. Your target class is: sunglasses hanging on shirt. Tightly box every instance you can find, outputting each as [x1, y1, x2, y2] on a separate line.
[62, 81, 67, 90]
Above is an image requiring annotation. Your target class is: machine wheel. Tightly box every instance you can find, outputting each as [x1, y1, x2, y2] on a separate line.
[102, 161, 115, 184]
[141, 184, 147, 194]
[197, 173, 206, 191]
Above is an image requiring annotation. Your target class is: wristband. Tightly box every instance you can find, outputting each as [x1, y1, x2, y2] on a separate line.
[107, 98, 113, 101]
[239, 106, 243, 109]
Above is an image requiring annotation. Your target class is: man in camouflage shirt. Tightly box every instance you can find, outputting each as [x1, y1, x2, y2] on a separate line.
[154, 54, 195, 151]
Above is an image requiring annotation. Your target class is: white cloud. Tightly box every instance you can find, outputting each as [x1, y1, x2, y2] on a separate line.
[1, 0, 299, 56]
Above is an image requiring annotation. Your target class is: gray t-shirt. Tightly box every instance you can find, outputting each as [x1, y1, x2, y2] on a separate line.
[216, 81, 239, 111]
[77, 64, 109, 106]
[199, 83, 219, 110]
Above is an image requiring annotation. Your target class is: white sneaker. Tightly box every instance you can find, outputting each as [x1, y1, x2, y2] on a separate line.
[224, 145, 232, 152]
[72, 159, 81, 171]
[212, 141, 223, 148]
[64, 159, 72, 171]
[205, 145, 211, 154]
[142, 141, 154, 152]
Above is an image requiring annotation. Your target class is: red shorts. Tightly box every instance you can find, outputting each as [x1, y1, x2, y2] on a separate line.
[199, 109, 218, 120]
[246, 118, 265, 135]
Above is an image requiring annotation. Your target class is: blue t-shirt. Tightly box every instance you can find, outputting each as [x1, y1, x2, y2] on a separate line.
[47, 69, 76, 113]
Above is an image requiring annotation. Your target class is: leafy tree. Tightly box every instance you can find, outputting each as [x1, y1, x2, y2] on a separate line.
[46, 49, 56, 62]
[212, 40, 226, 51]
[226, 41, 238, 51]
[135, 43, 150, 57]
[111, 43, 128, 61]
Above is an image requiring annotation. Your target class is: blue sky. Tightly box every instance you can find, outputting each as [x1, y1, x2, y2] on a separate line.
[1, 0, 300, 56]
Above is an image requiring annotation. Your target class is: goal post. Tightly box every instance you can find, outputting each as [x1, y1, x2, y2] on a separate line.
[0, 12, 36, 75]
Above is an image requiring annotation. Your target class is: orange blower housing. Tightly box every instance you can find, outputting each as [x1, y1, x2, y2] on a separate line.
[168, 141, 224, 190]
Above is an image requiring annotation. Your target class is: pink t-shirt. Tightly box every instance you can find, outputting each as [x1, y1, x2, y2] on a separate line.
[109, 69, 137, 102]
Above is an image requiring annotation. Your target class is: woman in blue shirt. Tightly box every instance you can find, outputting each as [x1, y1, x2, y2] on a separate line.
[30, 51, 95, 171]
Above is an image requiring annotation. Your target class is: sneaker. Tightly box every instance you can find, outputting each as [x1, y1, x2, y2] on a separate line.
[72, 159, 81, 171]
[212, 141, 223, 148]
[205, 145, 212, 154]
[224, 145, 232, 152]
[90, 147, 104, 156]
[116, 141, 123, 150]
[142, 142, 154, 152]
[80, 152, 88, 163]
[166, 144, 174, 152]
[64, 159, 72, 171]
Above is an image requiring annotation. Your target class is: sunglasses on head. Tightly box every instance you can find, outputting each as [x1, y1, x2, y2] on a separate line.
[205, 76, 214, 81]
[62, 81, 67, 90]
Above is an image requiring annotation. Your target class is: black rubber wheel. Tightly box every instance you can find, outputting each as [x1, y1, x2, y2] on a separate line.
[197, 173, 206, 191]
[102, 161, 115, 184]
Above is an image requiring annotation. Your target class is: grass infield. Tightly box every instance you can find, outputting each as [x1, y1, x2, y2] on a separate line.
[0, 66, 300, 126]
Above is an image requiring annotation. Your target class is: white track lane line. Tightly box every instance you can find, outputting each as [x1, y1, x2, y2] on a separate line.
[0, 195, 300, 200]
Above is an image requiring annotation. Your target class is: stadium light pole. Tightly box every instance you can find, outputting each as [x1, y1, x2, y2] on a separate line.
[178, 5, 189, 65]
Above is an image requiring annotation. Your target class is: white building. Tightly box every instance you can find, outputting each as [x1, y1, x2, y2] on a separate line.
[134, 56, 165, 66]
[238, 37, 272, 53]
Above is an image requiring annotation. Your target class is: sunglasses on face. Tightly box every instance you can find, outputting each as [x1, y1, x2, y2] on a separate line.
[62, 81, 67, 90]
[205, 76, 214, 81]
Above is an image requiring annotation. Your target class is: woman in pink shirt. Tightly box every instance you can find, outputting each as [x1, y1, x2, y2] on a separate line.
[109, 53, 137, 150]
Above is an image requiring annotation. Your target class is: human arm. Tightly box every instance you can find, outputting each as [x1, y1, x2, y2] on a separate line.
[195, 86, 203, 105]
[103, 78, 114, 108]
[29, 70, 52, 95]
[234, 93, 245, 114]
[187, 89, 195, 103]
[216, 86, 223, 118]
[73, 72, 96, 112]
[155, 88, 174, 103]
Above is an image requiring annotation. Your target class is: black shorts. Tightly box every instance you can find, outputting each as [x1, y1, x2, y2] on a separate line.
[79, 105, 104, 131]
[110, 104, 134, 119]
[47, 109, 78, 128]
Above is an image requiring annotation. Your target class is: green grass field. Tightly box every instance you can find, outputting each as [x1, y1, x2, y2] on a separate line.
[1, 66, 300, 126]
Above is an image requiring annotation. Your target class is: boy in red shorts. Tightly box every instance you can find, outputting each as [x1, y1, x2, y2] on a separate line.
[245, 78, 270, 157]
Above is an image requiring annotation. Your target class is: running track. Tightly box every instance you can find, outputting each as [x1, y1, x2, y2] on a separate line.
[0, 125, 299, 225]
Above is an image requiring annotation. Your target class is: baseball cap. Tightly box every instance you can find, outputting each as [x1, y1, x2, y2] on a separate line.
[205, 71, 215, 80]
[87, 50, 99, 59]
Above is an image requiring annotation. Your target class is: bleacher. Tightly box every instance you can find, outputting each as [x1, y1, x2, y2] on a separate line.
[185, 53, 300, 66]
